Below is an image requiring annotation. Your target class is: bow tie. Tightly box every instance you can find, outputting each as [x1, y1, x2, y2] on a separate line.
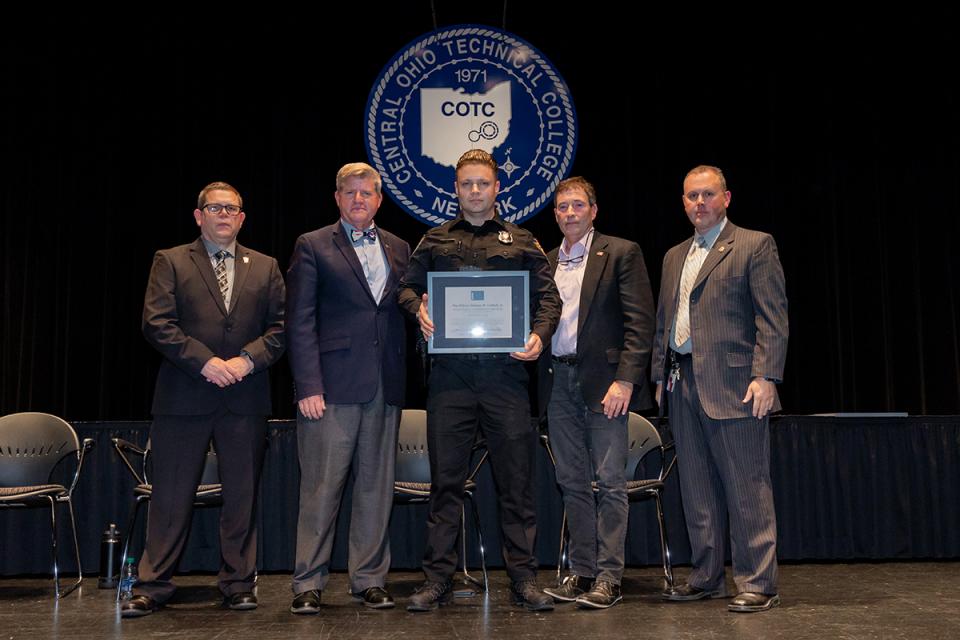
[351, 227, 377, 243]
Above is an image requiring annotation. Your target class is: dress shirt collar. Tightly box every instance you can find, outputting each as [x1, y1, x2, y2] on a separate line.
[201, 237, 236, 258]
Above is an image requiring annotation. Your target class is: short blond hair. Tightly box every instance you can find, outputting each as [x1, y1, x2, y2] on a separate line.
[336, 162, 382, 194]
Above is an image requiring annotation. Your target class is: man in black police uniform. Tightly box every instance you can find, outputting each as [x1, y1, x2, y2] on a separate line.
[399, 149, 561, 612]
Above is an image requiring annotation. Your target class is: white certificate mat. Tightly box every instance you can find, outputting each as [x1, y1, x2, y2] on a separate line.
[443, 286, 512, 338]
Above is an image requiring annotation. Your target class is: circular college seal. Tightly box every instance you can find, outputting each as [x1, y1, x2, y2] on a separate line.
[365, 25, 578, 226]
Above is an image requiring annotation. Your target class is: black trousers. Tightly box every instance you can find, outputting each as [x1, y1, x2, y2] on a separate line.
[133, 409, 267, 603]
[423, 355, 539, 583]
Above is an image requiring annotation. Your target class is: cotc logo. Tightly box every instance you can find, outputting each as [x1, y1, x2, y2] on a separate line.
[364, 25, 578, 226]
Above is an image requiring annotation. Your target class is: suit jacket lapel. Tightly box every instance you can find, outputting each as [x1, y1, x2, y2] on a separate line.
[379, 232, 400, 306]
[577, 233, 609, 335]
[228, 244, 252, 317]
[662, 238, 692, 334]
[189, 238, 228, 316]
[333, 224, 377, 303]
[692, 221, 737, 291]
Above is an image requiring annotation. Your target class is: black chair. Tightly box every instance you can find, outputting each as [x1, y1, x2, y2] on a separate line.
[0, 412, 94, 597]
[550, 412, 676, 591]
[111, 437, 222, 599]
[394, 408, 489, 594]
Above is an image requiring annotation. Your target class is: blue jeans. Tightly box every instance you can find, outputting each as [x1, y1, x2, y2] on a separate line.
[547, 362, 628, 584]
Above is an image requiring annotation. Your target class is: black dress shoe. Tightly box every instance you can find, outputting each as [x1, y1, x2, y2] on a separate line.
[290, 589, 321, 615]
[226, 591, 258, 610]
[544, 574, 594, 602]
[576, 580, 622, 609]
[120, 595, 158, 618]
[728, 592, 781, 612]
[662, 582, 726, 601]
[407, 581, 453, 612]
[511, 579, 554, 611]
[352, 586, 395, 609]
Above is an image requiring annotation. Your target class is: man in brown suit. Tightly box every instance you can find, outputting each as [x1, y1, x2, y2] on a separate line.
[653, 165, 787, 613]
[123, 181, 285, 618]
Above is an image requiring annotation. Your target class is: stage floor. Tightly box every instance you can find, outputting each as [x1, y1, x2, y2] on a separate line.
[1, 562, 957, 639]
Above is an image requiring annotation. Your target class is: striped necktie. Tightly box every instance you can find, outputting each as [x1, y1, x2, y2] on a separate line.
[213, 250, 230, 306]
[673, 236, 708, 348]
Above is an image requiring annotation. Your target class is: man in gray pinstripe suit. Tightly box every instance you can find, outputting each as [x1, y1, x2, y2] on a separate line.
[652, 165, 788, 613]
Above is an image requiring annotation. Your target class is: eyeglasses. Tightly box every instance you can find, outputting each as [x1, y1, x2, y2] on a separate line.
[557, 254, 585, 266]
[555, 200, 591, 214]
[202, 203, 243, 216]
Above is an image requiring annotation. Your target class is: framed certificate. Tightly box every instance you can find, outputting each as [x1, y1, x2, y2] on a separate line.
[427, 271, 530, 353]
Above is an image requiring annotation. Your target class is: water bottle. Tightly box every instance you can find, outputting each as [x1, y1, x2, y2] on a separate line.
[119, 557, 138, 600]
[98, 524, 121, 589]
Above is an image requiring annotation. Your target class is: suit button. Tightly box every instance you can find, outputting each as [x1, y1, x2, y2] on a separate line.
[374, 339, 379, 345]
[225, 325, 233, 332]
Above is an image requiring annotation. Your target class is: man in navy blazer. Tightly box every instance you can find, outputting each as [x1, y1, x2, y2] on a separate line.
[286, 162, 410, 613]
[653, 165, 788, 613]
[124, 181, 286, 618]
[538, 177, 655, 609]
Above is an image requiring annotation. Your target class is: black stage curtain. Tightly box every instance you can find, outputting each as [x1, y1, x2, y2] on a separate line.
[2, 416, 957, 575]
[2, 11, 960, 420]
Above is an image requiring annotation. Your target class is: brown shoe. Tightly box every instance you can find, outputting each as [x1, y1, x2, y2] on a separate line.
[120, 595, 159, 618]
[544, 574, 594, 602]
[576, 580, 622, 609]
[728, 592, 781, 612]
